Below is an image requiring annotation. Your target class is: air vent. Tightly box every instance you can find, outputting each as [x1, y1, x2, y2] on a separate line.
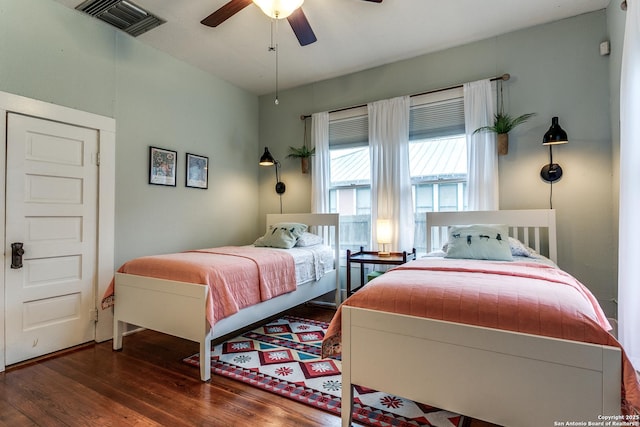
[76, 0, 165, 37]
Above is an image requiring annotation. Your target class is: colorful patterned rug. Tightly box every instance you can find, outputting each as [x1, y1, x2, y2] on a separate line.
[184, 315, 464, 427]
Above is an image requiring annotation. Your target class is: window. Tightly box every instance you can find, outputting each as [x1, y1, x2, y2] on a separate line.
[409, 91, 467, 253]
[329, 144, 371, 253]
[409, 135, 467, 253]
[327, 89, 467, 254]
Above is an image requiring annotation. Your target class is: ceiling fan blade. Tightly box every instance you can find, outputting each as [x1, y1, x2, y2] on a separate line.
[361, 0, 383, 2]
[287, 8, 317, 46]
[201, 0, 253, 27]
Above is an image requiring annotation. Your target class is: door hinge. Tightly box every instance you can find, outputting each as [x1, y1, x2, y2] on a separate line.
[91, 308, 99, 322]
[96, 152, 101, 166]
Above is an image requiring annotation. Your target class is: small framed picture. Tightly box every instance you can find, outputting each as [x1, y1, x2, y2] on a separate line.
[149, 146, 177, 187]
[186, 153, 208, 189]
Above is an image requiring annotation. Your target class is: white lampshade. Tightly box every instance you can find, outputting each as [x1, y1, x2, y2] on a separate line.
[376, 219, 392, 245]
[252, 0, 304, 19]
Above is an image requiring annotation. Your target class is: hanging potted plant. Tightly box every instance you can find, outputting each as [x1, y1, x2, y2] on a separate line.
[286, 145, 315, 173]
[473, 112, 536, 156]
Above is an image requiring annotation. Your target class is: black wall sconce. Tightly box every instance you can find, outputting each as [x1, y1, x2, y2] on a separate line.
[540, 117, 568, 183]
[259, 147, 286, 194]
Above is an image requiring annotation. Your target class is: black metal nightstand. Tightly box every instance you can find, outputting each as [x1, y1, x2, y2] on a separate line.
[346, 246, 416, 296]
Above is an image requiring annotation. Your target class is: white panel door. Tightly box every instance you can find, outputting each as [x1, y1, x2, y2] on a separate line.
[5, 113, 98, 365]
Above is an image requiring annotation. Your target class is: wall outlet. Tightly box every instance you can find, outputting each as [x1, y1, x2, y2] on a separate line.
[600, 40, 611, 56]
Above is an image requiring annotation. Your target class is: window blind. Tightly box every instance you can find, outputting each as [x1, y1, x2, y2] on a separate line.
[329, 96, 465, 147]
[329, 115, 368, 148]
[409, 97, 465, 140]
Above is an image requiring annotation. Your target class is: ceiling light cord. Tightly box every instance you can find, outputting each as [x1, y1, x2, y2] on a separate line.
[275, 42, 279, 105]
[270, 18, 280, 105]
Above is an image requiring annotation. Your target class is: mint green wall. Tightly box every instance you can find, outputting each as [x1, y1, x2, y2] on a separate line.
[0, 0, 117, 115]
[0, 0, 260, 266]
[113, 34, 260, 265]
[607, 1, 626, 310]
[0, 1, 620, 315]
[258, 10, 618, 315]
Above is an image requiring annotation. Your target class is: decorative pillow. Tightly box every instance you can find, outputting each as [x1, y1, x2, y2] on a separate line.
[254, 222, 308, 249]
[425, 249, 447, 257]
[444, 224, 513, 261]
[295, 232, 323, 247]
[508, 236, 536, 257]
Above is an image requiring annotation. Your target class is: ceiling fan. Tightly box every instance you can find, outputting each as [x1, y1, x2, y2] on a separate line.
[201, 0, 383, 46]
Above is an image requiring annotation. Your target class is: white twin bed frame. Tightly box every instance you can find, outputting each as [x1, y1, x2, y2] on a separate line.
[341, 210, 622, 427]
[112, 213, 340, 381]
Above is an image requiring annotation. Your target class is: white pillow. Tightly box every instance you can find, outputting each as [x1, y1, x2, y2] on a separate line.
[295, 232, 323, 247]
[444, 224, 512, 261]
[508, 236, 536, 257]
[254, 222, 308, 249]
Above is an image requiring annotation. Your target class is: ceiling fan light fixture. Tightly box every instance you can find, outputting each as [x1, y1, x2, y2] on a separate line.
[253, 0, 304, 19]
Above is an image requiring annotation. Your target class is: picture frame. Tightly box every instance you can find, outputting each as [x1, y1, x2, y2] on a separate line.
[186, 153, 209, 189]
[149, 146, 177, 187]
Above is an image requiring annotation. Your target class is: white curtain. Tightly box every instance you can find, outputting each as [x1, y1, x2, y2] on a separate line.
[464, 79, 499, 210]
[368, 96, 414, 252]
[618, 0, 640, 370]
[310, 112, 330, 214]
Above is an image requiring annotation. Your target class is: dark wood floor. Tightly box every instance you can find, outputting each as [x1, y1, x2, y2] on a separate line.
[0, 304, 497, 426]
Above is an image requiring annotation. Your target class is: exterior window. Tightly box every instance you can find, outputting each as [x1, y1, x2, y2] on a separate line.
[414, 184, 434, 213]
[410, 135, 467, 253]
[439, 183, 459, 211]
[327, 90, 467, 254]
[329, 145, 371, 252]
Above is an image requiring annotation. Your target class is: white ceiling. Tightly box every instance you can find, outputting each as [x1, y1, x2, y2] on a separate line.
[54, 0, 610, 95]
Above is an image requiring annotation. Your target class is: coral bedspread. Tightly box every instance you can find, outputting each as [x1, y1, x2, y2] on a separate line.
[322, 258, 640, 415]
[101, 246, 296, 327]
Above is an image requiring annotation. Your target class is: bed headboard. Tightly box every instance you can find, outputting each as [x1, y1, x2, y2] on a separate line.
[265, 212, 340, 264]
[266, 213, 341, 304]
[426, 209, 557, 264]
[266, 213, 340, 230]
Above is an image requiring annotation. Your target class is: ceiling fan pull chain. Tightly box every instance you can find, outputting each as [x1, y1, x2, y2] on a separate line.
[269, 17, 276, 50]
[269, 18, 280, 105]
[275, 42, 279, 105]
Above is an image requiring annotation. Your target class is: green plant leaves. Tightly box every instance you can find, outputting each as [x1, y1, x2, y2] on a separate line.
[473, 112, 536, 134]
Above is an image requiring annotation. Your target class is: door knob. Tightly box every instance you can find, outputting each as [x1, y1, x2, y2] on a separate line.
[11, 242, 24, 269]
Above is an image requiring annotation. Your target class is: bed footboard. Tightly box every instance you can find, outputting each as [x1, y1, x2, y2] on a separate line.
[113, 272, 212, 381]
[341, 306, 621, 427]
[113, 269, 338, 382]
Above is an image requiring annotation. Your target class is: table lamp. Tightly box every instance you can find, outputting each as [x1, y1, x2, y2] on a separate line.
[376, 219, 392, 257]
